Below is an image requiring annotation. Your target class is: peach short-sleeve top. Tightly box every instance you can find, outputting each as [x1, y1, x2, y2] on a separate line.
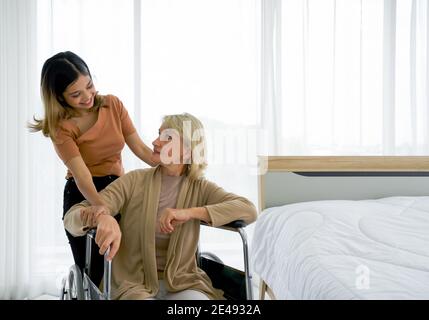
[53, 95, 136, 179]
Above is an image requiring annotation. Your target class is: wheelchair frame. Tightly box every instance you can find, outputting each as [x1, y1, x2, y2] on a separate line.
[60, 229, 111, 300]
[60, 220, 252, 300]
[198, 220, 253, 300]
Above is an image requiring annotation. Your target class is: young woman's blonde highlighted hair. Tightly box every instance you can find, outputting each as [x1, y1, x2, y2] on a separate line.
[162, 113, 207, 180]
[28, 51, 103, 141]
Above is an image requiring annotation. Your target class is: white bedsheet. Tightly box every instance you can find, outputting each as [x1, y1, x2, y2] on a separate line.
[251, 196, 429, 299]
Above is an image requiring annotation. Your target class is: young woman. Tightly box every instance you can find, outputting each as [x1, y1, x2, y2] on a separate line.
[29, 51, 157, 286]
[63, 113, 257, 299]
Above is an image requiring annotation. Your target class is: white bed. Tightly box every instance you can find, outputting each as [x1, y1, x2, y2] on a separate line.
[252, 156, 429, 300]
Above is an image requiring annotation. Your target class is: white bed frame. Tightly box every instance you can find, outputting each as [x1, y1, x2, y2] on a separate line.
[257, 156, 429, 299]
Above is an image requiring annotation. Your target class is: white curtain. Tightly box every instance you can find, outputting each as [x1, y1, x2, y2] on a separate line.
[0, 0, 60, 299]
[274, 0, 429, 155]
[1, 0, 428, 299]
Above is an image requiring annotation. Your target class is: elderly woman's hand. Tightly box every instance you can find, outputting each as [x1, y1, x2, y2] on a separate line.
[94, 215, 122, 261]
[158, 208, 192, 234]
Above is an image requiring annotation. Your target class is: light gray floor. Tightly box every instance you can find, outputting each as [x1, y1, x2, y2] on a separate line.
[34, 279, 262, 300]
[33, 294, 58, 300]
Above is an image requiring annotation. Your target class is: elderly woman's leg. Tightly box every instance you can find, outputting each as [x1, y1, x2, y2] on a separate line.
[147, 280, 210, 300]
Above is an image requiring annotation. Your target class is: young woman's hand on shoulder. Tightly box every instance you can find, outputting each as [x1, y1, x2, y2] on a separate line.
[80, 205, 111, 228]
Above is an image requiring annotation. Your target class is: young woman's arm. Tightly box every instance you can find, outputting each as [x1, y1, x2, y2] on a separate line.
[66, 156, 106, 206]
[125, 132, 158, 166]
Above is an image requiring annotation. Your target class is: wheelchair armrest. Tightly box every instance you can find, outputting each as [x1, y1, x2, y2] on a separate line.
[200, 219, 247, 232]
[223, 220, 247, 229]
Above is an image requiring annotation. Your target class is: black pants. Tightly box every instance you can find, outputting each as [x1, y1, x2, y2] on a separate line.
[62, 175, 119, 287]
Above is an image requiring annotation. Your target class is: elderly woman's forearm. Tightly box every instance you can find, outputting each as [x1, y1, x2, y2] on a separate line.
[187, 207, 211, 223]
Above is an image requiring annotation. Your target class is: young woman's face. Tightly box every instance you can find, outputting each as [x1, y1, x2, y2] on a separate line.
[62, 74, 96, 111]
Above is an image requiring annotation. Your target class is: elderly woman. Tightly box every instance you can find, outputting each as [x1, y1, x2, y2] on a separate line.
[63, 113, 257, 300]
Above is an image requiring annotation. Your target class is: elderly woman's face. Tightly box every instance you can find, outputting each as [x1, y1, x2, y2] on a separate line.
[151, 126, 189, 166]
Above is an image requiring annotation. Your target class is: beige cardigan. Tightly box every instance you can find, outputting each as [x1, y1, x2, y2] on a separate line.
[63, 167, 257, 300]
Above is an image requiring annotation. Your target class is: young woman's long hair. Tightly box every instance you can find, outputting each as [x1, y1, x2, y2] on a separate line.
[28, 51, 103, 141]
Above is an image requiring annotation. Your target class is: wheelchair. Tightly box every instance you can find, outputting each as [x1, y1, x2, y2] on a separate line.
[60, 229, 111, 300]
[60, 220, 252, 300]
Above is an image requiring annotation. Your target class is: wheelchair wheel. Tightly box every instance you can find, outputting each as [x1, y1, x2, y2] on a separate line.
[199, 251, 247, 300]
[60, 264, 85, 300]
[60, 277, 67, 300]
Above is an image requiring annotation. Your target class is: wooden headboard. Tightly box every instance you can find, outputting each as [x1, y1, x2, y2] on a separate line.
[257, 156, 429, 211]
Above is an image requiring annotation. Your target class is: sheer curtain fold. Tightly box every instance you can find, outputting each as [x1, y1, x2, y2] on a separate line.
[383, 0, 396, 153]
[410, 0, 417, 149]
[0, 0, 39, 299]
[2, 0, 71, 299]
[261, 0, 282, 154]
[427, 0, 429, 149]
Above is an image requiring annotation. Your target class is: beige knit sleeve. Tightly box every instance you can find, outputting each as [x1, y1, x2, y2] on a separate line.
[63, 200, 91, 236]
[201, 180, 257, 227]
[63, 170, 140, 236]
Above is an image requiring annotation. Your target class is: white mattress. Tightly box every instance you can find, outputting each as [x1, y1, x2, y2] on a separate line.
[251, 196, 429, 299]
